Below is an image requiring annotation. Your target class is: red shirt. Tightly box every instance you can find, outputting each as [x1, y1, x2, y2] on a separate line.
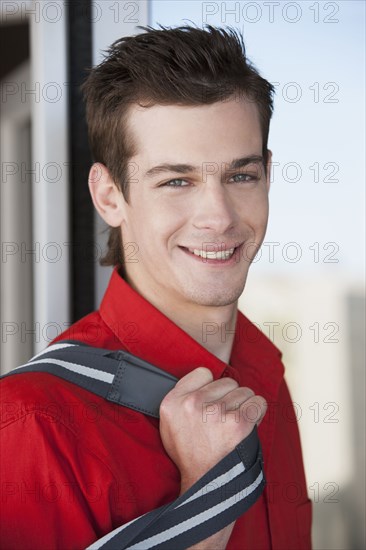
[0, 268, 312, 549]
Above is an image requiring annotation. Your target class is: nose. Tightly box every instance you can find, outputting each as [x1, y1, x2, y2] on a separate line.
[192, 180, 237, 234]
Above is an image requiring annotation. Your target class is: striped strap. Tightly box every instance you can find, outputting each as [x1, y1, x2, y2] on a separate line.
[3, 340, 178, 418]
[2, 341, 265, 549]
[87, 428, 264, 550]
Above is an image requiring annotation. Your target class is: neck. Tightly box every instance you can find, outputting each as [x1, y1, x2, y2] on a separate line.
[164, 302, 238, 364]
[127, 276, 238, 364]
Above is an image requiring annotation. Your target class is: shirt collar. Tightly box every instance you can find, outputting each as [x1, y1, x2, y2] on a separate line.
[100, 268, 284, 390]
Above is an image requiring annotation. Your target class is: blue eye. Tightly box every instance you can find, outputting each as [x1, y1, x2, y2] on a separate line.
[230, 173, 258, 183]
[163, 179, 190, 187]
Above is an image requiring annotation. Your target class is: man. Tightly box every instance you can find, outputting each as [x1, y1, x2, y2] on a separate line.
[0, 26, 312, 549]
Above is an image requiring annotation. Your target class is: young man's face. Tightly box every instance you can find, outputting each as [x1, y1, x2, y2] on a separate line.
[119, 97, 271, 309]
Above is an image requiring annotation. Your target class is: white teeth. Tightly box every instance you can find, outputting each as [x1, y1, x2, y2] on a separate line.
[189, 247, 235, 260]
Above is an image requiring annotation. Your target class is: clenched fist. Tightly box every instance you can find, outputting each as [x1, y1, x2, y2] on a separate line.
[159, 367, 267, 492]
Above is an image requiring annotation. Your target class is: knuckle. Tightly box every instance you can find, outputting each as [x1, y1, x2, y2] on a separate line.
[181, 393, 201, 415]
[159, 400, 169, 419]
[242, 400, 263, 423]
[225, 378, 239, 390]
[196, 366, 214, 381]
[254, 395, 267, 410]
[159, 391, 176, 418]
[259, 395, 267, 407]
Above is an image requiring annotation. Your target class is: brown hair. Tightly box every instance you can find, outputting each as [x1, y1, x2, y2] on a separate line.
[81, 24, 275, 267]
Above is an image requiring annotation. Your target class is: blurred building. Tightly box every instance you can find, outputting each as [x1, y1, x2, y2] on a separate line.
[240, 274, 365, 549]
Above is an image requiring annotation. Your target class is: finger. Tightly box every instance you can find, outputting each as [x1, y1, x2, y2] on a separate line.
[220, 386, 255, 411]
[196, 377, 239, 402]
[239, 396, 267, 425]
[173, 367, 214, 396]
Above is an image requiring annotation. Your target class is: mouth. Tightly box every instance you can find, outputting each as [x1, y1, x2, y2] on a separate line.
[179, 243, 242, 264]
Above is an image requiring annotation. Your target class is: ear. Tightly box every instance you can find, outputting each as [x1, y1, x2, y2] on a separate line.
[88, 163, 125, 227]
[265, 150, 272, 192]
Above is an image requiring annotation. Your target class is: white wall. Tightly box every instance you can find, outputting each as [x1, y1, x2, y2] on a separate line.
[1, 62, 33, 373]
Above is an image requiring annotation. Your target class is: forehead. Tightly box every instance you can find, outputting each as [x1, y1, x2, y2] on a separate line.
[126, 98, 263, 166]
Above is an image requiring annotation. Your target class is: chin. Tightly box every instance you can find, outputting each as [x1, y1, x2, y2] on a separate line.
[182, 283, 246, 307]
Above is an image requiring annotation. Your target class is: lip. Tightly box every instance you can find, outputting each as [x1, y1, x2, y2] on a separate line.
[179, 243, 243, 266]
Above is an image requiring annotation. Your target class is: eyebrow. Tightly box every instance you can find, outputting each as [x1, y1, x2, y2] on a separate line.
[144, 155, 264, 178]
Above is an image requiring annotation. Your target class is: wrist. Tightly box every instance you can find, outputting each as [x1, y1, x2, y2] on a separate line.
[179, 475, 198, 495]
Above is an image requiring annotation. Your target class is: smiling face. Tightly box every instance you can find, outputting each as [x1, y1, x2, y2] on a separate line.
[118, 98, 271, 310]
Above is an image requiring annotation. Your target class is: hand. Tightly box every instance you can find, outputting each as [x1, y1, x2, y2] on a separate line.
[159, 367, 267, 490]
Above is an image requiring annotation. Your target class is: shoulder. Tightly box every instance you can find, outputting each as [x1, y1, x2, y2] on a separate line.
[51, 307, 131, 351]
[1, 370, 100, 434]
[51, 310, 118, 349]
[1, 314, 105, 432]
[1, 358, 147, 445]
[0, 367, 147, 484]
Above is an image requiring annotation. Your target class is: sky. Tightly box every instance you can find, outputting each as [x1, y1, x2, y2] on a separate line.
[150, 0, 365, 279]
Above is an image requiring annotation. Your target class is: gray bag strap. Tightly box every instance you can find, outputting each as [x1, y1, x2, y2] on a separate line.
[3, 340, 177, 418]
[87, 427, 264, 550]
[2, 340, 266, 549]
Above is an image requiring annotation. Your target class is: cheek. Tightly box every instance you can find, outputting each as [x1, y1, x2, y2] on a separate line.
[126, 204, 185, 253]
[254, 204, 269, 227]
[238, 191, 269, 229]
[148, 199, 189, 238]
[252, 189, 269, 222]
